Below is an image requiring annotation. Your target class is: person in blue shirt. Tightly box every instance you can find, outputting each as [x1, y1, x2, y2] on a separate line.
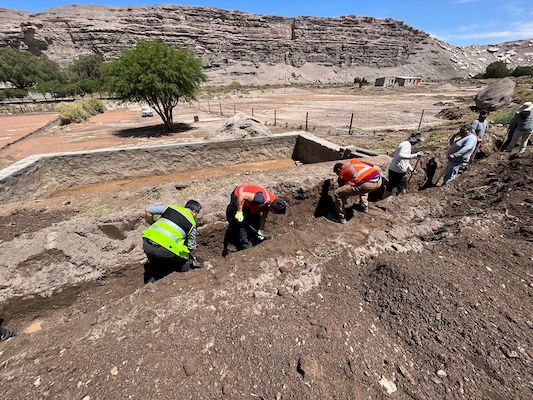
[442, 125, 478, 185]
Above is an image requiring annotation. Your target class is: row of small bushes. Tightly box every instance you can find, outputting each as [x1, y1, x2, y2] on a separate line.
[474, 61, 533, 79]
[58, 98, 105, 125]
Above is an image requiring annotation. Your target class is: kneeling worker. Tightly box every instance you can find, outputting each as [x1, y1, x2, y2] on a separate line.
[142, 199, 202, 282]
[333, 159, 382, 223]
[224, 184, 286, 253]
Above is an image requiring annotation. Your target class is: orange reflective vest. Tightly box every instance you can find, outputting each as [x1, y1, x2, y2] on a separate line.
[234, 184, 277, 214]
[338, 160, 381, 186]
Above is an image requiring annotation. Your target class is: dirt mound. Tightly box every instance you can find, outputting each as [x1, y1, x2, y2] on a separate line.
[436, 106, 469, 120]
[213, 112, 272, 140]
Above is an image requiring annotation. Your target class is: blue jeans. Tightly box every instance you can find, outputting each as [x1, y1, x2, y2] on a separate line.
[442, 161, 467, 185]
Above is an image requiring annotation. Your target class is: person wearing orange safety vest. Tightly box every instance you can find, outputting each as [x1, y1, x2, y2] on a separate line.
[223, 184, 287, 254]
[332, 159, 382, 223]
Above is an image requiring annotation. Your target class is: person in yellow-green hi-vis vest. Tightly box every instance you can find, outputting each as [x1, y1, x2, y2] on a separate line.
[142, 199, 202, 283]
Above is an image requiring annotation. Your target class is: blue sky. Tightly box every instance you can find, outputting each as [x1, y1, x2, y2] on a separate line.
[1, 0, 532, 47]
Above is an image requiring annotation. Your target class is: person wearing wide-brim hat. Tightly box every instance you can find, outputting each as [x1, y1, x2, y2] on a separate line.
[385, 131, 424, 195]
[503, 102, 533, 154]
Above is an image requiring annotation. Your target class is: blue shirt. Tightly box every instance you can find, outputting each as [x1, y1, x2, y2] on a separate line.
[471, 119, 489, 140]
[448, 134, 477, 163]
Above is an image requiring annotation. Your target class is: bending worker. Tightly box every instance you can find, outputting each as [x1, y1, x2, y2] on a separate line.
[142, 199, 202, 282]
[224, 184, 286, 253]
[442, 125, 477, 185]
[333, 159, 382, 223]
[386, 131, 424, 195]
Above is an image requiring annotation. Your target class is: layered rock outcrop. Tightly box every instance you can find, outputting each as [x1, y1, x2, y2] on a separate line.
[0, 6, 450, 74]
[0, 5, 531, 83]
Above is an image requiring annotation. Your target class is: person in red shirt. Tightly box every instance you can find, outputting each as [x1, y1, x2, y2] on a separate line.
[223, 184, 286, 254]
[332, 159, 382, 223]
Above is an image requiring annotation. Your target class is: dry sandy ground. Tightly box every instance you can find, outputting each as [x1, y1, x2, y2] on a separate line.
[0, 83, 479, 169]
[0, 113, 57, 149]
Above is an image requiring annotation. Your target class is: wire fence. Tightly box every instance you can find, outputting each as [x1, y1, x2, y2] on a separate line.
[193, 100, 370, 137]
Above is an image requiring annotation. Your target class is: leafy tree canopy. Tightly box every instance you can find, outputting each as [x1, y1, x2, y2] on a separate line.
[104, 40, 207, 131]
[0, 47, 63, 89]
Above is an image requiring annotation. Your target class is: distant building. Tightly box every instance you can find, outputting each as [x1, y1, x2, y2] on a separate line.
[395, 76, 422, 86]
[374, 77, 396, 87]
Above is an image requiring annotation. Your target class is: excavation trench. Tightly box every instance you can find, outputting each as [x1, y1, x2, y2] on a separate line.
[0, 132, 375, 203]
[0, 179, 393, 334]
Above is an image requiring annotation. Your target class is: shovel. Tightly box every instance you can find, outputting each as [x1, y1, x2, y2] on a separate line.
[243, 221, 271, 241]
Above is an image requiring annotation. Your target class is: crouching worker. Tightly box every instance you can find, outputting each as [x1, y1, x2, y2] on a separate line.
[142, 199, 202, 283]
[332, 159, 382, 223]
[442, 125, 477, 185]
[223, 184, 286, 255]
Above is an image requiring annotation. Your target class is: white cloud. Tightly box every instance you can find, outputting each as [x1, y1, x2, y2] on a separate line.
[435, 21, 533, 42]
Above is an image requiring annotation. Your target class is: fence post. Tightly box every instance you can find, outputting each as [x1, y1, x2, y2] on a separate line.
[274, 110, 277, 126]
[305, 112, 309, 131]
[252, 107, 254, 117]
[234, 103, 236, 114]
[219, 102, 222, 115]
[208, 100, 211, 113]
[348, 113, 354, 135]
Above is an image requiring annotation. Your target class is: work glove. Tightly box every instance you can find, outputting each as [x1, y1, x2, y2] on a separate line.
[415, 151, 424, 158]
[235, 211, 244, 222]
[257, 230, 266, 241]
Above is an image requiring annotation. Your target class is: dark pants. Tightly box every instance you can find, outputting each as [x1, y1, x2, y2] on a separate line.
[387, 169, 407, 193]
[224, 199, 260, 251]
[143, 238, 190, 283]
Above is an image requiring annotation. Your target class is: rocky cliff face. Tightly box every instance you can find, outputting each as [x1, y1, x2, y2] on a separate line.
[0, 5, 531, 84]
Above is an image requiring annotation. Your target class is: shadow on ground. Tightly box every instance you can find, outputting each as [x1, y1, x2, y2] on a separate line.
[114, 123, 196, 138]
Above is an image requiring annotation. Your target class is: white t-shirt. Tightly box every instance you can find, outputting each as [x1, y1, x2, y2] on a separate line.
[390, 140, 416, 173]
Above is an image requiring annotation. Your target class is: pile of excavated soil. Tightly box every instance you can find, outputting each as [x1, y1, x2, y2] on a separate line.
[213, 112, 272, 140]
[436, 106, 470, 120]
[0, 150, 531, 399]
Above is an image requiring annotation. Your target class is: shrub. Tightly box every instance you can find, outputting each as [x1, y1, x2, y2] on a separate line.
[491, 108, 517, 125]
[484, 61, 510, 78]
[81, 98, 105, 114]
[0, 88, 28, 100]
[57, 99, 105, 125]
[511, 65, 533, 77]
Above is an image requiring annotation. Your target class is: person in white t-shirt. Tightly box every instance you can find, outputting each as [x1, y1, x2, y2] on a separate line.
[386, 132, 424, 195]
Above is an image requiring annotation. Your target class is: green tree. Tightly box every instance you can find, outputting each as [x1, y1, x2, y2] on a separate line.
[67, 54, 104, 95]
[0, 47, 43, 89]
[104, 41, 207, 132]
[35, 79, 78, 98]
[0, 47, 64, 96]
[484, 60, 510, 78]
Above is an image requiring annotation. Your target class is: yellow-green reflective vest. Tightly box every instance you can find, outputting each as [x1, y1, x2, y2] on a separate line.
[142, 205, 196, 259]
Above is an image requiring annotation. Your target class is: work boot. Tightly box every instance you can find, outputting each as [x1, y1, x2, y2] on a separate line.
[0, 326, 16, 342]
[356, 203, 369, 213]
[335, 212, 347, 224]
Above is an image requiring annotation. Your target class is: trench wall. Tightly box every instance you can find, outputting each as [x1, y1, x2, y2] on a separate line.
[0, 134, 301, 204]
[0, 132, 375, 204]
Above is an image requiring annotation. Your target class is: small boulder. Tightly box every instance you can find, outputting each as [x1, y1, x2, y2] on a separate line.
[474, 78, 516, 110]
